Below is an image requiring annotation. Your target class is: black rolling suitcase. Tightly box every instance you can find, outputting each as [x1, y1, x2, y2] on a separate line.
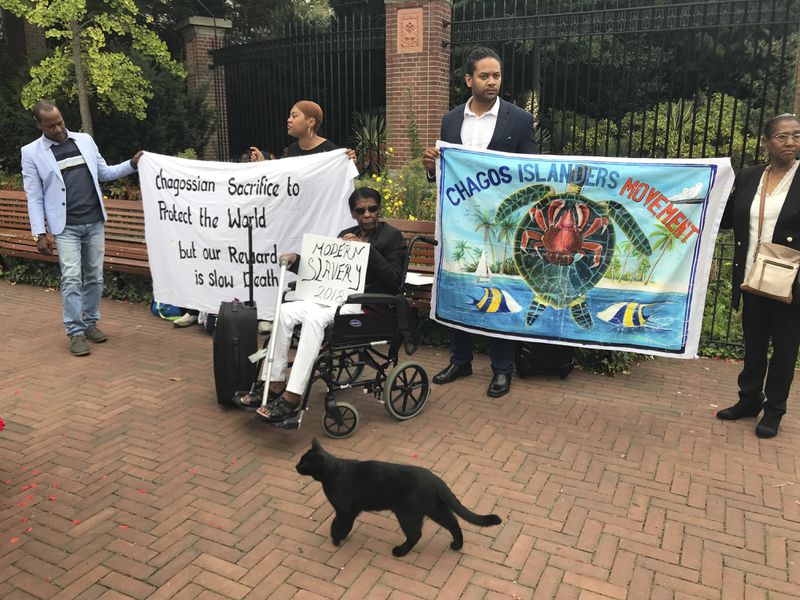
[213, 227, 258, 404]
[515, 342, 574, 379]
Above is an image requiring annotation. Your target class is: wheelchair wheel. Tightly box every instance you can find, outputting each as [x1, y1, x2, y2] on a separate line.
[331, 350, 365, 386]
[321, 401, 359, 439]
[383, 361, 429, 420]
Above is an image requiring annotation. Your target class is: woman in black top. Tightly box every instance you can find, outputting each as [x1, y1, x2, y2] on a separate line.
[717, 113, 800, 438]
[249, 100, 355, 160]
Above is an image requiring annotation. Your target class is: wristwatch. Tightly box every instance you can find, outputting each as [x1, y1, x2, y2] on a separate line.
[32, 233, 44, 242]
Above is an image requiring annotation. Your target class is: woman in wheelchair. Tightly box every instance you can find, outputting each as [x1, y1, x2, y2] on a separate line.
[235, 187, 407, 421]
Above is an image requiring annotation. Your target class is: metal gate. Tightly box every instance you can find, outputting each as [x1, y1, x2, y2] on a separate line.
[450, 0, 799, 352]
[212, 12, 385, 162]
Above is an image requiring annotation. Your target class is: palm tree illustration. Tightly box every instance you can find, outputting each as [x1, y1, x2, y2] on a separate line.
[493, 212, 517, 266]
[471, 207, 497, 264]
[616, 239, 633, 281]
[645, 223, 678, 285]
[452, 240, 471, 269]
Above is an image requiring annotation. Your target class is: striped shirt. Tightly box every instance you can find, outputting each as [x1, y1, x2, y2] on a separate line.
[50, 138, 103, 225]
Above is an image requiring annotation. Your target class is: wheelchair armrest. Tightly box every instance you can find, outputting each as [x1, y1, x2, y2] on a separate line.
[343, 293, 397, 305]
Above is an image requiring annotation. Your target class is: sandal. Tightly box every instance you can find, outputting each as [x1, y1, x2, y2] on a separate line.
[232, 385, 285, 411]
[256, 395, 301, 422]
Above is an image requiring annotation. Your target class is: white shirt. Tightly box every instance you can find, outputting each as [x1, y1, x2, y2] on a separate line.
[460, 97, 500, 149]
[744, 160, 799, 281]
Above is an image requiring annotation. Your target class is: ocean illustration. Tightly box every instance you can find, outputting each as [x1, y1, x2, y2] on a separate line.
[438, 271, 686, 352]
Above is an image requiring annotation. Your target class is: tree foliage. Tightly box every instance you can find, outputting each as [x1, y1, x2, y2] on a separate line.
[0, 55, 39, 173]
[0, 0, 185, 130]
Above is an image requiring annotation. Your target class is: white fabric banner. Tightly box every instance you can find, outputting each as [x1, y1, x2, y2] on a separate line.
[294, 234, 369, 307]
[138, 151, 358, 319]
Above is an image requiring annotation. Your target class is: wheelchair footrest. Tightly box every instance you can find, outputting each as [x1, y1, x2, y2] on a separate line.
[269, 410, 304, 430]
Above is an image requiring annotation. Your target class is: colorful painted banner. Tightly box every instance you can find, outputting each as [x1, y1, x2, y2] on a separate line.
[431, 143, 735, 358]
[138, 150, 358, 319]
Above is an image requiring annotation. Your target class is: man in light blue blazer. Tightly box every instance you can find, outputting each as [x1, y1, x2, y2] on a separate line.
[21, 101, 143, 356]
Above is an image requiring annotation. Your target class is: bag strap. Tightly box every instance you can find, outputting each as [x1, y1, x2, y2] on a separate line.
[753, 165, 771, 261]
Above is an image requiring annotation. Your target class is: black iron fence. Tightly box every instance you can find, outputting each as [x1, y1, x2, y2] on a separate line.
[212, 11, 385, 161]
[450, 0, 800, 351]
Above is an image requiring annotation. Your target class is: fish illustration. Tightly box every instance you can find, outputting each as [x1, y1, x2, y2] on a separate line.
[470, 287, 522, 313]
[597, 301, 665, 328]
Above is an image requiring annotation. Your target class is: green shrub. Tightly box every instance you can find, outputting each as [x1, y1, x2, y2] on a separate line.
[356, 158, 436, 221]
[0, 170, 23, 190]
[0, 257, 153, 304]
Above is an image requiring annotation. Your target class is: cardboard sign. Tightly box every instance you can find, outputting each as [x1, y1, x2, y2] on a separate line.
[294, 233, 370, 307]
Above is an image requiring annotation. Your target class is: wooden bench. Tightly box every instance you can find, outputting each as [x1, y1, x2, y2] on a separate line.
[384, 218, 435, 310]
[0, 190, 436, 297]
[0, 189, 150, 275]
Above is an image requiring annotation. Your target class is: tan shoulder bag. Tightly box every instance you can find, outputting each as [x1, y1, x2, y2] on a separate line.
[740, 166, 800, 304]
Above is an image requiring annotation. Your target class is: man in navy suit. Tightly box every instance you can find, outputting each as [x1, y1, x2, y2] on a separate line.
[22, 101, 143, 356]
[422, 47, 538, 398]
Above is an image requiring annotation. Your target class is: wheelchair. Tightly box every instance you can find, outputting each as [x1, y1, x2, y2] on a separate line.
[254, 235, 437, 438]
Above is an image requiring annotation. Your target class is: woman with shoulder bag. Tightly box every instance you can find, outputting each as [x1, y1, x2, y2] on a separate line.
[717, 113, 800, 438]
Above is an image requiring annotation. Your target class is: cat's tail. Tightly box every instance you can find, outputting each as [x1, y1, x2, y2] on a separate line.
[439, 484, 502, 527]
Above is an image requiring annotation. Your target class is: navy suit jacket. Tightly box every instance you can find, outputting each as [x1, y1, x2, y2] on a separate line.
[720, 162, 800, 309]
[440, 98, 538, 153]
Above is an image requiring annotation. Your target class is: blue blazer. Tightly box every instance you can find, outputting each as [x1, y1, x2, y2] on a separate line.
[440, 98, 539, 153]
[21, 131, 136, 236]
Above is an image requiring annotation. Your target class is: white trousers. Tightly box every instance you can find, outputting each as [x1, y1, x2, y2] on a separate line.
[268, 300, 360, 396]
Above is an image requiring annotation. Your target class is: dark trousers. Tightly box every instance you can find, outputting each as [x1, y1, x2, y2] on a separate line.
[450, 328, 514, 375]
[738, 291, 800, 416]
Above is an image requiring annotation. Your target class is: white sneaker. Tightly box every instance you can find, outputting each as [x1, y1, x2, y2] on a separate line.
[258, 320, 273, 334]
[173, 313, 198, 328]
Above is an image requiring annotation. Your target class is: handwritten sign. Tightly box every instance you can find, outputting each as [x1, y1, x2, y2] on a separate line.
[295, 233, 369, 307]
[138, 151, 358, 319]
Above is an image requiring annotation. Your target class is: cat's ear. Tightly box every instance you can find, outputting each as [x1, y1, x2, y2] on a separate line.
[311, 437, 321, 450]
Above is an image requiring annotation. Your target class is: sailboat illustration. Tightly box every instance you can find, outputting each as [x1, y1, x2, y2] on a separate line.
[475, 250, 492, 282]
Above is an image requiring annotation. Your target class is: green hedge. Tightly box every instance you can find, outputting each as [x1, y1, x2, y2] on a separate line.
[0, 257, 153, 304]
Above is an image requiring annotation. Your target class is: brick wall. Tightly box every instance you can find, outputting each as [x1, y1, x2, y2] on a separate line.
[177, 17, 232, 161]
[385, 0, 452, 166]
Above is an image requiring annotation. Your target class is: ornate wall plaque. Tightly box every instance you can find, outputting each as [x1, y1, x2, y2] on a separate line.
[397, 8, 423, 54]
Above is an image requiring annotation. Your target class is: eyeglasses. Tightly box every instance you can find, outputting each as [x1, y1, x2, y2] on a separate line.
[353, 205, 379, 215]
[772, 133, 800, 144]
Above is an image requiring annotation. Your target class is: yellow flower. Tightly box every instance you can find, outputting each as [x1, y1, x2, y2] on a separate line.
[388, 147, 394, 153]
[376, 176, 382, 182]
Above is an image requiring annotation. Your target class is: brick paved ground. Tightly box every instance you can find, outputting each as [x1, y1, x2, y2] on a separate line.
[1, 280, 799, 599]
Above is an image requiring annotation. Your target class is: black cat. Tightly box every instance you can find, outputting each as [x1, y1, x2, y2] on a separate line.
[295, 438, 502, 557]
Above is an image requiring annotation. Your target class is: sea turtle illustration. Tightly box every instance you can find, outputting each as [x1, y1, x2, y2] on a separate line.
[495, 173, 652, 329]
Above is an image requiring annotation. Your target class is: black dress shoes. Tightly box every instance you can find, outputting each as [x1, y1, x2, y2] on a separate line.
[433, 363, 473, 385]
[716, 402, 763, 420]
[755, 413, 782, 438]
[487, 373, 511, 397]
